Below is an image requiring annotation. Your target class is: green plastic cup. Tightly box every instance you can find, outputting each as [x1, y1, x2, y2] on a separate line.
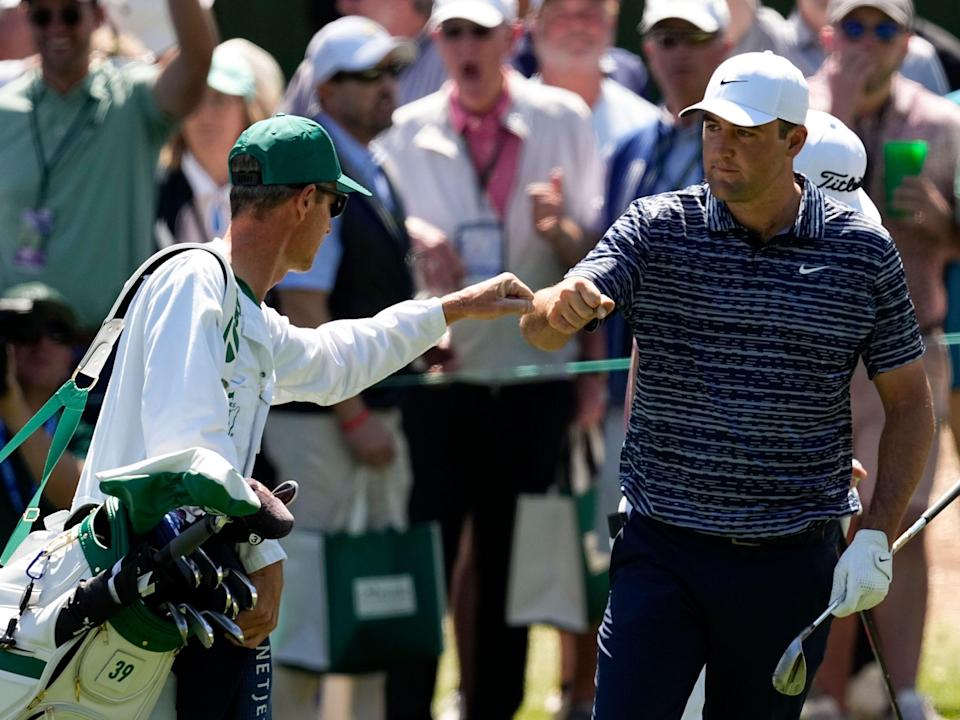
[884, 140, 928, 217]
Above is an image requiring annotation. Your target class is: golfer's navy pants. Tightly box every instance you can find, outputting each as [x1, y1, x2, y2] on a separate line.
[593, 513, 840, 720]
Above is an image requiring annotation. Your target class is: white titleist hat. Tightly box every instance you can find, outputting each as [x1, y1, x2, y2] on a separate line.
[639, 0, 730, 34]
[680, 51, 808, 127]
[795, 110, 880, 221]
[430, 0, 518, 29]
[309, 16, 416, 86]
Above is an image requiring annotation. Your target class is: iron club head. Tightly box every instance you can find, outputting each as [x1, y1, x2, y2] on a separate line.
[164, 601, 189, 644]
[178, 603, 215, 648]
[772, 637, 807, 696]
[202, 610, 245, 645]
[225, 568, 258, 611]
[191, 547, 223, 589]
[175, 556, 202, 590]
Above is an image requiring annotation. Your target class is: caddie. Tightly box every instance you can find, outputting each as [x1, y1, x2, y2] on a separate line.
[520, 52, 934, 718]
[67, 112, 537, 719]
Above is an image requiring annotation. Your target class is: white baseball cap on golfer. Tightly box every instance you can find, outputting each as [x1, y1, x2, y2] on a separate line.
[430, 0, 518, 29]
[310, 16, 416, 86]
[639, 0, 730, 34]
[680, 51, 808, 127]
[795, 110, 880, 222]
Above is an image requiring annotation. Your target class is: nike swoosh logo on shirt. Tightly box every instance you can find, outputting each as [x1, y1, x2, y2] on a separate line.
[719, 79, 747, 85]
[799, 265, 831, 275]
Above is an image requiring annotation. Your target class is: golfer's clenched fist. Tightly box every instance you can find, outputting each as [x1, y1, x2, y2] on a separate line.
[520, 277, 616, 351]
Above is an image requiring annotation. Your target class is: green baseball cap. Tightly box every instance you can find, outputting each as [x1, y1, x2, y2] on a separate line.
[228, 114, 371, 196]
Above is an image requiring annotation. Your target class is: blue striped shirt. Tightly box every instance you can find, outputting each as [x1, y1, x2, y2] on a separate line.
[570, 179, 924, 537]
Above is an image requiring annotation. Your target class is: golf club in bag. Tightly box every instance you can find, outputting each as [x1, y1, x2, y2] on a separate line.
[772, 476, 960, 697]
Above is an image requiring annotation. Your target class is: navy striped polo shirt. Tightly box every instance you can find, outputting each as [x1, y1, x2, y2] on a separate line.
[570, 178, 924, 537]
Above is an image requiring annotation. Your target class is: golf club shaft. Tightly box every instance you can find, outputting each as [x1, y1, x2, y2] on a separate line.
[805, 477, 960, 637]
[892, 477, 960, 553]
[834, 533, 903, 720]
[776, 479, 960, 695]
[857, 608, 902, 720]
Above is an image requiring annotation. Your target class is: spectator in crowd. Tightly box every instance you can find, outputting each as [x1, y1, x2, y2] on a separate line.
[99, 0, 216, 61]
[376, 0, 603, 717]
[529, 2, 656, 715]
[0, 0, 33, 85]
[945, 92, 960, 497]
[262, 16, 418, 720]
[606, 0, 730, 220]
[912, 15, 960, 91]
[284, 0, 444, 117]
[0, 0, 216, 334]
[514, 0, 649, 99]
[531, 0, 657, 160]
[521, 50, 933, 720]
[156, 41, 278, 247]
[0, 282, 86, 539]
[728, 0, 949, 94]
[807, 0, 960, 715]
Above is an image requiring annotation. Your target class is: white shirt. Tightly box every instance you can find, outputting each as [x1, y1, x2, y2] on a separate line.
[180, 152, 232, 243]
[377, 72, 604, 380]
[74, 240, 447, 570]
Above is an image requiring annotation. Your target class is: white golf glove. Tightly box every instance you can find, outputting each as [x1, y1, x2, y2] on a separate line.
[830, 529, 892, 617]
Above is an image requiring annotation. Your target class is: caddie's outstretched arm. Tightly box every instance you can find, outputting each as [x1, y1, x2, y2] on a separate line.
[439, 272, 535, 323]
[520, 276, 615, 351]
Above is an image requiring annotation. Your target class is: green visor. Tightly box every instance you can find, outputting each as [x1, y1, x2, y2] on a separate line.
[97, 447, 259, 535]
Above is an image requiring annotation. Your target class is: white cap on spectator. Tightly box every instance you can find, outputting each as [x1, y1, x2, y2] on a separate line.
[827, 0, 913, 27]
[795, 110, 880, 221]
[100, 0, 216, 57]
[207, 43, 256, 100]
[311, 16, 416, 86]
[430, 0, 518, 29]
[639, 0, 730, 34]
[680, 51, 808, 127]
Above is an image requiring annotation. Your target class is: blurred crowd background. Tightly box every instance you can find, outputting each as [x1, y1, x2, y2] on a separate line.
[1, 0, 959, 719]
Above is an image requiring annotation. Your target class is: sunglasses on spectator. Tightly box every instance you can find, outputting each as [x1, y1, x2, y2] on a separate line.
[440, 22, 494, 40]
[332, 63, 406, 84]
[839, 18, 903, 42]
[644, 29, 719, 49]
[317, 185, 349, 218]
[28, 5, 84, 28]
[12, 321, 74, 346]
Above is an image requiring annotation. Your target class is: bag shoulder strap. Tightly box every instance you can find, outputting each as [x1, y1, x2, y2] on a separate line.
[0, 243, 236, 565]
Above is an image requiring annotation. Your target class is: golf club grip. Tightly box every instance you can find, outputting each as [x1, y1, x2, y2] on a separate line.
[154, 515, 226, 566]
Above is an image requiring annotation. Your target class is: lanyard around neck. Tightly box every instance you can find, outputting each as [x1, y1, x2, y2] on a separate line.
[29, 81, 97, 210]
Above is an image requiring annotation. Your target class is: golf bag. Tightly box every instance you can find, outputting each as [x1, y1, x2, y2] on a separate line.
[0, 244, 291, 719]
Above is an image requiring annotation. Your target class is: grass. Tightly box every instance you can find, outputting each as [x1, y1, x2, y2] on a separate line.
[918, 622, 960, 719]
[434, 621, 960, 719]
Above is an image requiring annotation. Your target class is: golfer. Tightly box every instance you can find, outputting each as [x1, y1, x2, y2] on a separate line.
[69, 113, 536, 719]
[521, 52, 934, 718]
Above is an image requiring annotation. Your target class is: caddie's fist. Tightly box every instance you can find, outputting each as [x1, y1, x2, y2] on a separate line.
[830, 529, 892, 617]
[441, 272, 535, 323]
[545, 277, 615, 335]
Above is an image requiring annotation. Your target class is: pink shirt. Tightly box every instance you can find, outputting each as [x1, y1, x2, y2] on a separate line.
[449, 78, 522, 219]
[809, 73, 960, 330]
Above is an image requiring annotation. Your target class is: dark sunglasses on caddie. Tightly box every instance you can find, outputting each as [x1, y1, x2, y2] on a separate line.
[839, 18, 903, 42]
[645, 29, 718, 49]
[440, 22, 494, 40]
[28, 5, 84, 28]
[317, 185, 349, 217]
[332, 63, 406, 84]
